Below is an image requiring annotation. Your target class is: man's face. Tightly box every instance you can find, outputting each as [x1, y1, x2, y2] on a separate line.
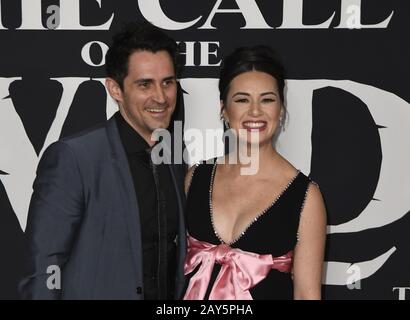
[106, 50, 177, 144]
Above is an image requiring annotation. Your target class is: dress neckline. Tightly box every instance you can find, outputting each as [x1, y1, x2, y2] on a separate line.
[209, 161, 301, 246]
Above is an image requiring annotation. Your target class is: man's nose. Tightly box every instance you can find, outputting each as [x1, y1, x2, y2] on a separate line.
[153, 85, 166, 104]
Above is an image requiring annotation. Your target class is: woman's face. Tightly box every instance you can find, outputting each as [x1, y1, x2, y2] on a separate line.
[221, 70, 283, 147]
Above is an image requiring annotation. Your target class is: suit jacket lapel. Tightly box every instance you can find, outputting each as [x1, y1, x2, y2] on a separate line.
[105, 117, 187, 298]
[168, 163, 187, 299]
[163, 132, 188, 298]
[105, 117, 143, 286]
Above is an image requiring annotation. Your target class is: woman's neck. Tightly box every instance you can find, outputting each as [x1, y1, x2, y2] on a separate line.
[222, 142, 280, 176]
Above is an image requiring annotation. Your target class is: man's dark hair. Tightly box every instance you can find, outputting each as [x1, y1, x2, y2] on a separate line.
[105, 21, 180, 89]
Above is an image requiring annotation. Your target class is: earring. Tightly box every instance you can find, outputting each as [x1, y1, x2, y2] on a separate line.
[221, 114, 230, 129]
[279, 116, 285, 132]
[224, 120, 230, 129]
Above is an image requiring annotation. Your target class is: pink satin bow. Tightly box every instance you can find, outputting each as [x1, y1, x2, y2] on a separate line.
[183, 235, 293, 300]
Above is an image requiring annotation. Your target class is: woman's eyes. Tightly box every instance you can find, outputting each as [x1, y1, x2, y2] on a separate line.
[261, 98, 276, 103]
[234, 98, 276, 103]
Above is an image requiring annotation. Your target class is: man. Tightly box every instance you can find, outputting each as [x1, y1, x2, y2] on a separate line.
[19, 21, 186, 300]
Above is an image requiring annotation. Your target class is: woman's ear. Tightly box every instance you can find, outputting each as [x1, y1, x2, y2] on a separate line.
[105, 78, 124, 104]
[220, 100, 228, 121]
[279, 103, 286, 119]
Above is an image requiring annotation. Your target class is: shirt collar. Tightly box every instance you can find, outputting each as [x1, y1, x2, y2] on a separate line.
[115, 112, 152, 155]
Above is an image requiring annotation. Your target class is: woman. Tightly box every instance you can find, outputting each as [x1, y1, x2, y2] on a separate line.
[183, 46, 327, 300]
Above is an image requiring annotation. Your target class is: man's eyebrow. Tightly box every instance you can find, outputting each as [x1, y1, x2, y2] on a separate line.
[134, 76, 176, 84]
[134, 78, 153, 84]
[163, 76, 176, 81]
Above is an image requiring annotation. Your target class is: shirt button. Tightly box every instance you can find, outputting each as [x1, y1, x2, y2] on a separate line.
[136, 287, 143, 295]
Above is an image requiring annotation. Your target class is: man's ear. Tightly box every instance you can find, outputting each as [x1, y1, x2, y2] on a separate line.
[105, 78, 123, 104]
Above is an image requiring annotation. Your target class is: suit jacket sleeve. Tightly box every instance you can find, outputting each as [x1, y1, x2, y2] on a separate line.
[19, 141, 84, 299]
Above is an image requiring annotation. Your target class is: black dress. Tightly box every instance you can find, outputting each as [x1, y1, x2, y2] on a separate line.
[184, 159, 312, 300]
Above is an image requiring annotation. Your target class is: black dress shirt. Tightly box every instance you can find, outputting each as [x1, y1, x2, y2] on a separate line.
[115, 112, 178, 300]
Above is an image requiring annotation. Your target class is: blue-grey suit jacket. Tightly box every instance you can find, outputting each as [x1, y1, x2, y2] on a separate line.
[19, 117, 187, 299]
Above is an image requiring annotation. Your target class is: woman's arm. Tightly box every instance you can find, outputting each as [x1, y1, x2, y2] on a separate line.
[292, 182, 327, 300]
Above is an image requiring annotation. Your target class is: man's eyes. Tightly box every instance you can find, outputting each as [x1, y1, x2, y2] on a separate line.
[162, 79, 175, 86]
[138, 81, 150, 88]
[137, 80, 175, 88]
